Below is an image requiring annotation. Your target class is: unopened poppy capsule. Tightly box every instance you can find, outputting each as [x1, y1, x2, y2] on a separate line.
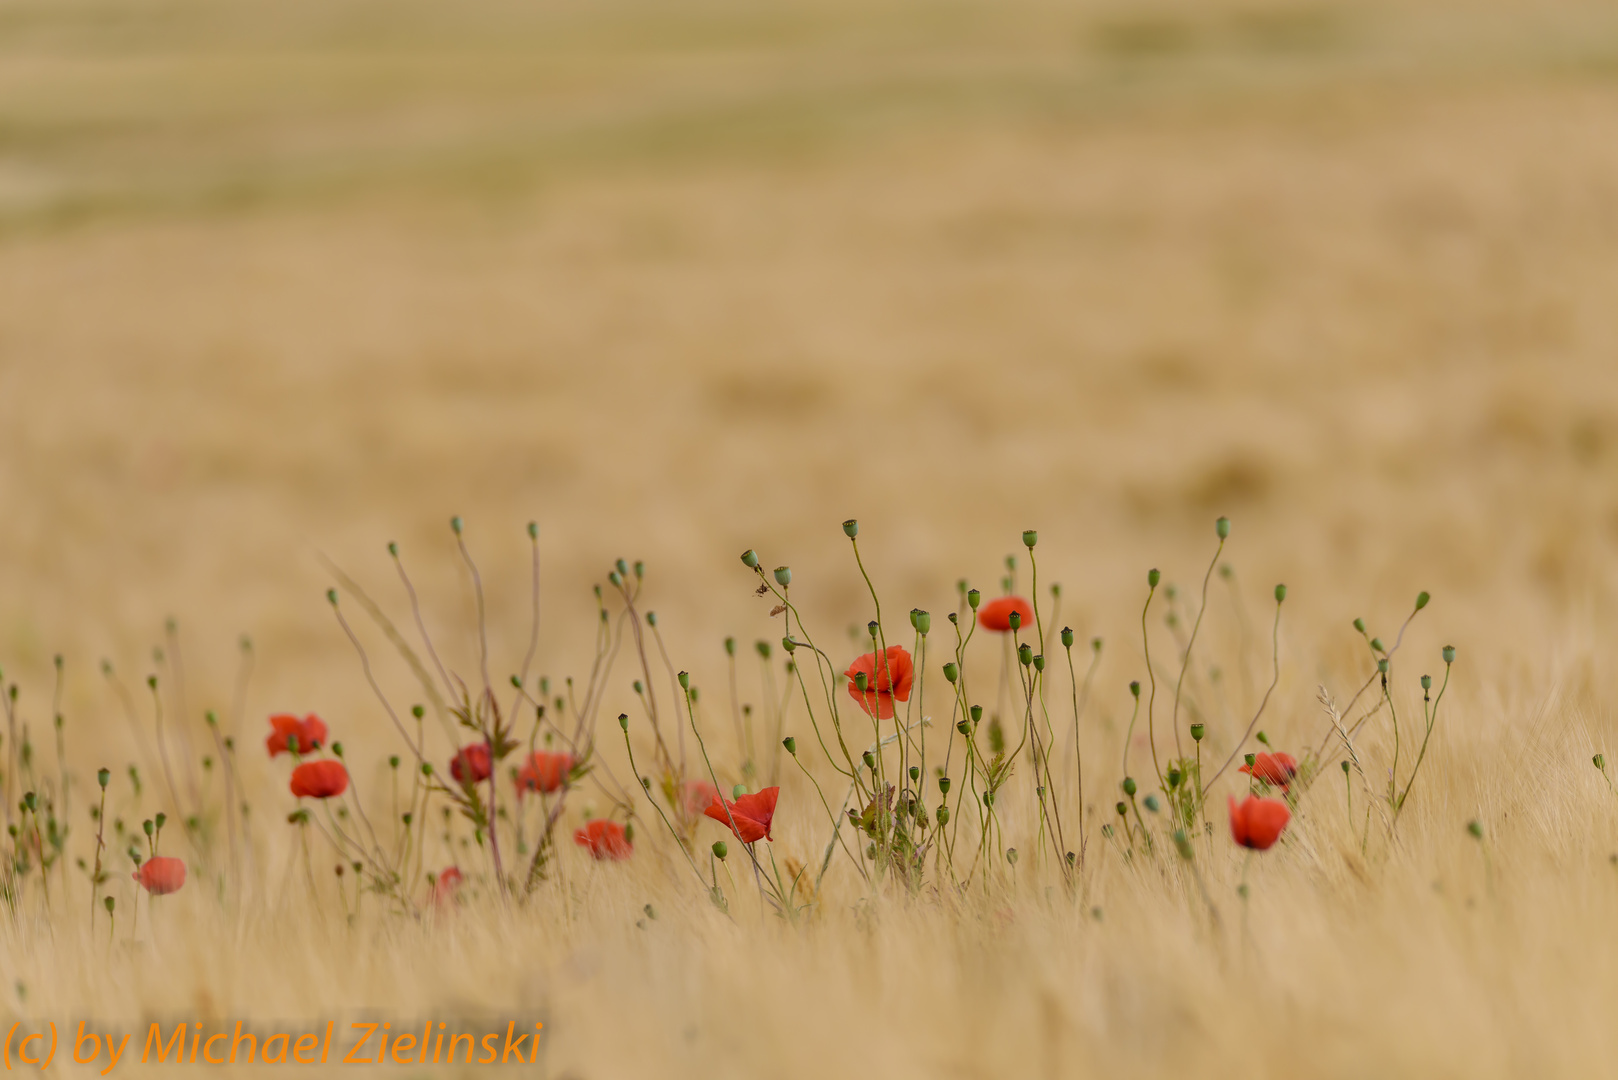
[1143, 795, 1160, 813]
[712, 840, 728, 860]
[938, 776, 951, 795]
[1274, 584, 1287, 603]
[97, 768, 110, 789]
[1378, 659, 1389, 674]
[724, 637, 736, 657]
[1354, 617, 1366, 633]
[1122, 777, 1137, 797]
[1130, 681, 1141, 698]
[1022, 530, 1038, 549]
[773, 566, 792, 587]
[1006, 848, 1019, 865]
[1008, 611, 1022, 632]
[741, 550, 759, 569]
[1061, 627, 1074, 648]
[781, 637, 795, 654]
[1190, 723, 1205, 741]
[1148, 568, 1160, 588]
[1443, 645, 1456, 664]
[1115, 801, 1127, 817]
[1174, 829, 1195, 860]
[943, 662, 959, 683]
[618, 714, 628, 732]
[970, 705, 982, 724]
[862, 751, 876, 770]
[1033, 655, 1045, 672]
[783, 737, 797, 755]
[1018, 644, 1033, 666]
[1421, 675, 1432, 691]
[1595, 754, 1606, 771]
[967, 589, 981, 610]
[1216, 516, 1230, 539]
[1415, 590, 1431, 610]
[957, 721, 970, 735]
[1371, 637, 1385, 652]
[843, 519, 859, 538]
[867, 620, 879, 640]
[936, 806, 949, 825]
[914, 611, 930, 634]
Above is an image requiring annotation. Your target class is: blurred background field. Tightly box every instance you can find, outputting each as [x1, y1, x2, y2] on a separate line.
[3, 0, 1618, 1074]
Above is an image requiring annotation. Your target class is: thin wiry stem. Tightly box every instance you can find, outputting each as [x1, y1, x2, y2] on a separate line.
[1202, 595, 1283, 797]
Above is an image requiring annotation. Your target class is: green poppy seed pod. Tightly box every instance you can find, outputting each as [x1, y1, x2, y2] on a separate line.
[1148, 568, 1161, 589]
[967, 588, 981, 610]
[618, 714, 629, 732]
[1274, 583, 1287, 603]
[1415, 591, 1431, 611]
[326, 588, 338, 607]
[854, 671, 868, 692]
[510, 674, 522, 689]
[781, 637, 795, 654]
[1115, 801, 1128, 817]
[1018, 644, 1033, 666]
[1256, 731, 1270, 746]
[1443, 645, 1456, 664]
[147, 674, 158, 690]
[634, 560, 645, 579]
[1378, 659, 1389, 674]
[1165, 585, 1178, 602]
[142, 818, 154, 837]
[527, 521, 538, 540]
[1008, 611, 1022, 631]
[741, 550, 760, 569]
[1216, 516, 1230, 539]
[645, 611, 658, 627]
[1167, 767, 1182, 788]
[1244, 753, 1257, 767]
[756, 640, 772, 660]
[970, 705, 983, 724]
[936, 806, 949, 826]
[724, 636, 736, 657]
[948, 611, 959, 625]
[1371, 637, 1385, 653]
[1421, 674, 1433, 691]
[1122, 777, 1137, 797]
[104, 896, 115, 915]
[1467, 820, 1484, 840]
[957, 720, 971, 736]
[1006, 848, 1019, 865]
[1061, 627, 1074, 648]
[732, 784, 747, 799]
[843, 519, 859, 538]
[1190, 723, 1205, 741]
[1130, 680, 1141, 699]
[389, 755, 400, 769]
[97, 768, 110, 789]
[1354, 617, 1366, 634]
[712, 840, 728, 860]
[867, 620, 879, 640]
[943, 662, 959, 683]
[908, 608, 919, 629]
[773, 566, 792, 587]
[1022, 530, 1038, 549]
[1596, 754, 1607, 771]
[421, 763, 433, 777]
[909, 766, 920, 783]
[1143, 794, 1161, 813]
[1092, 637, 1103, 653]
[608, 570, 622, 588]
[614, 558, 628, 577]
[1005, 555, 1017, 571]
[412, 704, 425, 719]
[678, 671, 690, 690]
[862, 751, 876, 771]
[783, 736, 797, 755]
[24, 792, 37, 813]
[983, 791, 995, 807]
[939, 776, 951, 795]
[388, 541, 399, 558]
[1174, 829, 1195, 861]
[331, 742, 344, 758]
[450, 516, 463, 535]
[915, 610, 931, 635]
[690, 687, 700, 704]
[1033, 654, 1045, 672]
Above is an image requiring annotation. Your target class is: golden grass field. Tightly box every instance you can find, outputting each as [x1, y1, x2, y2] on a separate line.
[4, 0, 1618, 1074]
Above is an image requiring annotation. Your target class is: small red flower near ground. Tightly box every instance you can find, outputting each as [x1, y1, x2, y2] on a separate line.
[574, 819, 633, 860]
[290, 760, 349, 799]
[1239, 751, 1299, 790]
[845, 646, 914, 720]
[516, 751, 573, 795]
[705, 786, 780, 843]
[977, 596, 1034, 633]
[431, 866, 463, 906]
[450, 744, 492, 786]
[683, 779, 721, 818]
[1228, 794, 1291, 850]
[133, 856, 186, 895]
[266, 713, 328, 757]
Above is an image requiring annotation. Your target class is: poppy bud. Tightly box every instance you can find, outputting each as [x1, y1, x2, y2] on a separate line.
[867, 620, 879, 640]
[1022, 530, 1038, 549]
[1122, 777, 1137, 797]
[143, 818, 153, 837]
[936, 806, 949, 825]
[1216, 516, 1230, 539]
[843, 519, 859, 538]
[1415, 591, 1431, 611]
[742, 550, 760, 569]
[97, 768, 110, 789]
[863, 751, 876, 770]
[1092, 637, 1103, 653]
[1018, 644, 1033, 666]
[1443, 645, 1456, 664]
[331, 742, 344, 758]
[421, 763, 433, 776]
[724, 636, 736, 657]
[1006, 848, 1019, 865]
[756, 640, 772, 660]
[958, 721, 970, 735]
[1244, 753, 1257, 767]
[967, 589, 981, 610]
[1033, 655, 1045, 672]
[783, 736, 797, 755]
[1115, 801, 1127, 817]
[1421, 674, 1432, 691]
[1052, 583, 1062, 599]
[326, 588, 338, 606]
[782, 637, 795, 654]
[1467, 820, 1483, 840]
[774, 566, 792, 587]
[1371, 637, 1385, 653]
[526, 521, 538, 540]
[970, 705, 982, 724]
[1008, 611, 1022, 632]
[1130, 681, 1140, 699]
[1143, 794, 1160, 813]
[1256, 731, 1270, 746]
[948, 612, 959, 625]
[1190, 723, 1205, 741]
[712, 840, 728, 860]
[1061, 627, 1074, 648]
[1353, 617, 1366, 633]
[689, 688, 700, 704]
[1274, 583, 1287, 603]
[618, 714, 628, 732]
[854, 672, 868, 692]
[731, 784, 747, 799]
[104, 896, 115, 915]
[678, 671, 690, 690]
[939, 776, 951, 794]
[450, 515, 463, 535]
[1148, 569, 1160, 589]
[1378, 659, 1389, 674]
[915, 610, 931, 634]
[1340, 759, 1350, 774]
[387, 540, 400, 558]
[1596, 754, 1606, 771]
[608, 571, 622, 588]
[1167, 767, 1182, 788]
[634, 560, 645, 579]
[983, 791, 995, 807]
[943, 662, 959, 683]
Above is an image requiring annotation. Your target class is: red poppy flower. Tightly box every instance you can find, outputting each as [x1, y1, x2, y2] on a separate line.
[704, 786, 780, 843]
[683, 779, 721, 818]
[574, 819, 633, 861]
[450, 744, 492, 786]
[516, 751, 573, 795]
[1239, 752, 1299, 790]
[265, 713, 328, 757]
[1228, 794, 1290, 850]
[133, 855, 187, 895]
[978, 596, 1034, 633]
[431, 866, 463, 907]
[290, 760, 349, 799]
[845, 646, 914, 720]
